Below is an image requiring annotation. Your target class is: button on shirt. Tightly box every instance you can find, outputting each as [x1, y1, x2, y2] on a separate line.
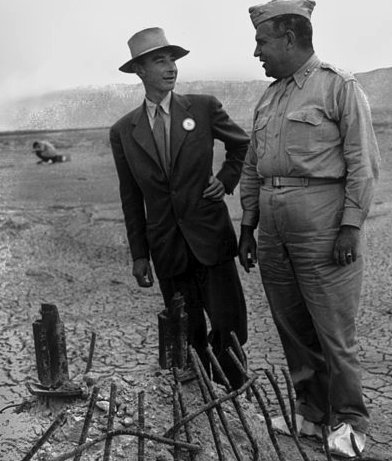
[241, 54, 380, 229]
[145, 92, 172, 163]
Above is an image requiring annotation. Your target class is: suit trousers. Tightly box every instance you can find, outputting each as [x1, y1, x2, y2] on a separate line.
[256, 182, 369, 433]
[159, 246, 247, 389]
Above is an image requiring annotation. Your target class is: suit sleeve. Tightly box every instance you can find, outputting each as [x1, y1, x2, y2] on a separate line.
[109, 126, 150, 261]
[209, 96, 250, 194]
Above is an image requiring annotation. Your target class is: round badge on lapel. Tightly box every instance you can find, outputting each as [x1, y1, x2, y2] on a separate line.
[182, 118, 196, 131]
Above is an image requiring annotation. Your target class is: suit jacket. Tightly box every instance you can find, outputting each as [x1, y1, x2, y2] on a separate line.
[110, 92, 250, 279]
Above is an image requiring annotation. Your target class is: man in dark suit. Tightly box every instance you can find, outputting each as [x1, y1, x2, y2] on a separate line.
[110, 27, 249, 388]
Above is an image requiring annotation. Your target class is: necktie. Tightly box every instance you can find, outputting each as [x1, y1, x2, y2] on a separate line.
[153, 105, 170, 175]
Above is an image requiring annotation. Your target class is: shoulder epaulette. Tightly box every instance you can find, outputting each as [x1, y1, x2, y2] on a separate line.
[320, 62, 356, 82]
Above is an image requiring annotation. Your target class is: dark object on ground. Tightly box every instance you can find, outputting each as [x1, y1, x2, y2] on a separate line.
[33, 303, 69, 388]
[25, 381, 83, 398]
[158, 292, 188, 370]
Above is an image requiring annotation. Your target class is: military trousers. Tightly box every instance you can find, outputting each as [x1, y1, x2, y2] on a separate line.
[257, 182, 369, 433]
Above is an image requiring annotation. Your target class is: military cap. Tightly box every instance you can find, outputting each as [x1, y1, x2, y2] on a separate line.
[249, 0, 316, 28]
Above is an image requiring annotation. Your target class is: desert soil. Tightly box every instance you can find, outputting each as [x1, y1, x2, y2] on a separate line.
[0, 126, 391, 460]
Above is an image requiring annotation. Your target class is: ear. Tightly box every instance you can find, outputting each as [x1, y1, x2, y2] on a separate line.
[285, 29, 296, 50]
[133, 62, 145, 79]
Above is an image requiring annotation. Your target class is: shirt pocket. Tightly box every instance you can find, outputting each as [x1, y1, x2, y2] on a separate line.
[285, 109, 324, 155]
[253, 115, 269, 155]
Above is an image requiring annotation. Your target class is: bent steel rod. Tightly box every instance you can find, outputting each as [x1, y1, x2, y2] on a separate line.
[227, 347, 287, 461]
[322, 424, 332, 461]
[230, 331, 252, 401]
[22, 411, 67, 461]
[172, 385, 181, 461]
[138, 391, 145, 461]
[189, 346, 226, 461]
[103, 382, 117, 461]
[173, 367, 196, 461]
[206, 344, 260, 461]
[195, 350, 244, 461]
[350, 432, 363, 458]
[264, 369, 310, 461]
[85, 331, 96, 374]
[281, 367, 298, 436]
[51, 430, 201, 461]
[74, 386, 99, 461]
[164, 377, 257, 439]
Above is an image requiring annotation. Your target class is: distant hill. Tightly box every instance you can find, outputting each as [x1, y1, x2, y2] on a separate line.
[1, 67, 391, 132]
[356, 67, 392, 111]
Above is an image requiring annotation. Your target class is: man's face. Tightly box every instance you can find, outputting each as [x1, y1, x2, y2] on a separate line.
[254, 21, 289, 79]
[137, 49, 178, 96]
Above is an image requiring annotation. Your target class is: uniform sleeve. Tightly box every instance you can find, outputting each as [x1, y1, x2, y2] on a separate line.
[338, 80, 381, 228]
[109, 126, 150, 261]
[240, 138, 260, 229]
[209, 96, 250, 194]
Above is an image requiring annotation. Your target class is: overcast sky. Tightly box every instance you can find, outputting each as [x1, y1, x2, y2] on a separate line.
[1, 0, 391, 103]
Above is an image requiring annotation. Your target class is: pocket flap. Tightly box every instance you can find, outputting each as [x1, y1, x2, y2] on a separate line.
[287, 109, 323, 126]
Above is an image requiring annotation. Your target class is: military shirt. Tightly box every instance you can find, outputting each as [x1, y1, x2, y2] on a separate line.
[241, 54, 380, 229]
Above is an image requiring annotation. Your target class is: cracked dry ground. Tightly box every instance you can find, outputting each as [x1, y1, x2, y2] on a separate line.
[0, 127, 391, 460]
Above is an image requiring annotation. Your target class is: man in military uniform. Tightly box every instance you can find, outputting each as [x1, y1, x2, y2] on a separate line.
[239, 0, 380, 457]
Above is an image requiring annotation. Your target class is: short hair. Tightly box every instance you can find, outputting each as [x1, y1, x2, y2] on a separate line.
[33, 141, 40, 148]
[270, 14, 313, 49]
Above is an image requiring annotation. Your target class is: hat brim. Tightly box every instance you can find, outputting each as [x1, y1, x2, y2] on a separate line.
[119, 45, 189, 73]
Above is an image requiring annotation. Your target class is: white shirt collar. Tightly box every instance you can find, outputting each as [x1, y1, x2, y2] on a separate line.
[145, 92, 172, 117]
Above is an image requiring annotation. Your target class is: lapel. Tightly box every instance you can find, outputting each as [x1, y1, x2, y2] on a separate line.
[131, 102, 162, 168]
[170, 93, 193, 169]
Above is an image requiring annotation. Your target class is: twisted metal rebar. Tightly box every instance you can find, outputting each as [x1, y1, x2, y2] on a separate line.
[350, 431, 363, 458]
[230, 331, 252, 401]
[189, 346, 226, 461]
[103, 382, 117, 461]
[321, 424, 332, 461]
[207, 344, 260, 460]
[173, 367, 196, 461]
[194, 349, 244, 461]
[164, 377, 257, 439]
[172, 385, 181, 461]
[138, 391, 145, 461]
[84, 331, 96, 374]
[74, 386, 99, 461]
[281, 367, 298, 436]
[264, 369, 310, 461]
[51, 429, 201, 461]
[22, 411, 67, 461]
[227, 347, 287, 461]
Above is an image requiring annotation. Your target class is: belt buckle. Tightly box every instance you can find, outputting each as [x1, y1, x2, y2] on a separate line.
[272, 176, 281, 187]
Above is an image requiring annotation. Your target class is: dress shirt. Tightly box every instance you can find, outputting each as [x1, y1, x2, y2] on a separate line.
[241, 54, 380, 229]
[145, 92, 172, 160]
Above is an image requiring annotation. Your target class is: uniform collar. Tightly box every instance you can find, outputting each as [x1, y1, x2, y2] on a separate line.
[292, 53, 321, 88]
[145, 91, 172, 117]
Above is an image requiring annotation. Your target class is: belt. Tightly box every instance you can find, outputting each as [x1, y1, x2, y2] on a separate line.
[261, 176, 344, 187]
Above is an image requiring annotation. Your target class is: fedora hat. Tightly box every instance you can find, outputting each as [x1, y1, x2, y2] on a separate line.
[119, 27, 189, 73]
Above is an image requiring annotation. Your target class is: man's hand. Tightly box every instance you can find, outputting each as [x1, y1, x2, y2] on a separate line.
[202, 175, 225, 201]
[239, 225, 258, 273]
[132, 258, 154, 287]
[333, 225, 360, 266]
